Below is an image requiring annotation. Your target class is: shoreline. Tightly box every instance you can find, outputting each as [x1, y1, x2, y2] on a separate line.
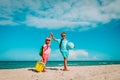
[0, 64, 120, 70]
[0, 61, 120, 69]
[0, 65, 120, 80]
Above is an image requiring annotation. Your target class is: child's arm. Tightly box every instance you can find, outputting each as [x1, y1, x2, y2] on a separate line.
[41, 45, 47, 59]
[50, 32, 58, 41]
[49, 32, 52, 40]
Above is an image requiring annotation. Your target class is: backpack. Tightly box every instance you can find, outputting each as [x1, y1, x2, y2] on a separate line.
[59, 39, 63, 50]
[39, 46, 43, 56]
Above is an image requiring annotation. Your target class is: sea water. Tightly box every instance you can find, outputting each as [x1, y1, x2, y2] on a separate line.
[0, 61, 120, 69]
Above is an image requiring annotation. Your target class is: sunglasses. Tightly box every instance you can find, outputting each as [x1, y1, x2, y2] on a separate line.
[46, 39, 51, 41]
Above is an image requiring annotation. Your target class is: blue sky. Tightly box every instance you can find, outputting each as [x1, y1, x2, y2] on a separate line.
[0, 0, 120, 61]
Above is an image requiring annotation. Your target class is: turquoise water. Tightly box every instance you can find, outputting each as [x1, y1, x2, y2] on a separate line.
[0, 61, 120, 69]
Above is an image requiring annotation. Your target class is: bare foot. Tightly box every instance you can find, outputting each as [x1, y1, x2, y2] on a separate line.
[42, 69, 47, 72]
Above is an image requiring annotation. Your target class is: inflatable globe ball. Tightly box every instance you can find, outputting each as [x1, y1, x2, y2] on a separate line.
[67, 42, 75, 50]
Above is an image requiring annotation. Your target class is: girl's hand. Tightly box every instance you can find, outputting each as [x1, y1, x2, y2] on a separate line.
[50, 32, 54, 38]
[50, 32, 58, 41]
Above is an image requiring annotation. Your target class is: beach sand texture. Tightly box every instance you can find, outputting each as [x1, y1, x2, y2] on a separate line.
[0, 65, 120, 80]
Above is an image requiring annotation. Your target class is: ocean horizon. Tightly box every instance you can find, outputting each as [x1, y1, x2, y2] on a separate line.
[0, 61, 120, 69]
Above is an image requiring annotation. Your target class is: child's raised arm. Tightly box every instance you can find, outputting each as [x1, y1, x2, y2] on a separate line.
[49, 32, 52, 40]
[50, 32, 58, 41]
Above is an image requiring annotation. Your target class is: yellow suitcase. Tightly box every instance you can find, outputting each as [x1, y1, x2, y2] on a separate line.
[35, 61, 45, 72]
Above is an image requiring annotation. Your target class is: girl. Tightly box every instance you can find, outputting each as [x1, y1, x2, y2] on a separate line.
[40, 37, 51, 72]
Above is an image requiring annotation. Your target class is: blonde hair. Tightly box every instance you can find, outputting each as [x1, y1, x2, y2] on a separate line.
[45, 37, 51, 40]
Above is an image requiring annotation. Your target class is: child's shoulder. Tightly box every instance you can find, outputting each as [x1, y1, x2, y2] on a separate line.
[43, 44, 50, 47]
[43, 44, 47, 47]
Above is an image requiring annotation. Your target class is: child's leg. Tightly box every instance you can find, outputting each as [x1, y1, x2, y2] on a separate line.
[42, 58, 47, 72]
[40, 58, 43, 62]
[63, 57, 69, 71]
[61, 51, 69, 71]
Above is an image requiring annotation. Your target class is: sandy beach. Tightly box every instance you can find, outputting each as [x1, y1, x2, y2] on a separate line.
[0, 65, 120, 80]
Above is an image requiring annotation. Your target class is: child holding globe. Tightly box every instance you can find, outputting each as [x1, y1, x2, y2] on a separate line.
[50, 32, 75, 71]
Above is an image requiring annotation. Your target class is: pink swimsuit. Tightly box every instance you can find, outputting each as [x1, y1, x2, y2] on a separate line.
[42, 44, 51, 61]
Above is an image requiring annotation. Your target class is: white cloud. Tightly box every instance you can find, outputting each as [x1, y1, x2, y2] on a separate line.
[101, 0, 120, 19]
[69, 50, 88, 60]
[0, 0, 120, 31]
[0, 20, 18, 26]
[25, 15, 91, 29]
[86, 50, 111, 60]
[49, 49, 89, 61]
[49, 49, 110, 61]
